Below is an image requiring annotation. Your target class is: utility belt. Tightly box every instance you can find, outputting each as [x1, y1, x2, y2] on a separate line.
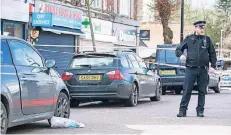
[186, 65, 208, 69]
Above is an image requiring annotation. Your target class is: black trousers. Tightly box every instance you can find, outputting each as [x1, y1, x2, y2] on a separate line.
[179, 66, 208, 113]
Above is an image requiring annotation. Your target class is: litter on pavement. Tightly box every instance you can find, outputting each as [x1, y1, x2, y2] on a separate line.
[50, 116, 85, 128]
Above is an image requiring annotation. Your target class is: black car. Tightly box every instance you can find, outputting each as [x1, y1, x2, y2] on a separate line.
[155, 44, 186, 95]
[62, 50, 162, 107]
[155, 44, 221, 95]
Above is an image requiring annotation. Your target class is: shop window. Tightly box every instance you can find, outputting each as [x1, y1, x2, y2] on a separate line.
[3, 22, 23, 39]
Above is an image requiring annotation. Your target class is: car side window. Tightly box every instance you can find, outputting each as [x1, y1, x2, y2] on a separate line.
[128, 54, 140, 68]
[120, 56, 130, 68]
[135, 55, 147, 69]
[8, 40, 44, 67]
[1, 40, 13, 65]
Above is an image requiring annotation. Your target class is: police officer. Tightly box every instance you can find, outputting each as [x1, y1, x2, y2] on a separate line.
[175, 21, 217, 117]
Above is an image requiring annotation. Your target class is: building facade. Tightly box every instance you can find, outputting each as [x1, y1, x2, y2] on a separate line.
[1, 0, 29, 40]
[23, 0, 141, 75]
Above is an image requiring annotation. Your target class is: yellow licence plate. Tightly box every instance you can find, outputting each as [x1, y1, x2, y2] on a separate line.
[79, 75, 101, 81]
[160, 70, 176, 75]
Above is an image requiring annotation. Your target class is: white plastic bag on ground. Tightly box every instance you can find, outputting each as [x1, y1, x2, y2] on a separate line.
[50, 116, 85, 128]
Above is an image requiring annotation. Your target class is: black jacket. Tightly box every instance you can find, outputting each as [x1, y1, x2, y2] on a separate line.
[175, 34, 217, 68]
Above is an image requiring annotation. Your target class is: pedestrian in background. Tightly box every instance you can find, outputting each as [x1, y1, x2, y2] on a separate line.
[175, 21, 217, 117]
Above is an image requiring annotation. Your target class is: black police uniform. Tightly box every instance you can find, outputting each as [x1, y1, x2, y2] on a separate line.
[175, 21, 217, 117]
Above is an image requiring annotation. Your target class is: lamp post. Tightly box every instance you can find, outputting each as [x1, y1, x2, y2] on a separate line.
[220, 29, 224, 58]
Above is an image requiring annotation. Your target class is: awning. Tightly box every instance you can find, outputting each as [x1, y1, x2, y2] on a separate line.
[41, 26, 85, 36]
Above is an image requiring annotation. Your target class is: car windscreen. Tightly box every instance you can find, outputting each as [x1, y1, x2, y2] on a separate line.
[69, 55, 117, 69]
[156, 49, 183, 64]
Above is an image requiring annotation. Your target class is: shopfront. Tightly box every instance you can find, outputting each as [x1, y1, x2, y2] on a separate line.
[1, 0, 29, 39]
[32, 0, 84, 74]
[112, 17, 140, 53]
[80, 16, 117, 52]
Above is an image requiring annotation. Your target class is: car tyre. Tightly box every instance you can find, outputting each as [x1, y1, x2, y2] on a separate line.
[150, 81, 162, 101]
[48, 92, 70, 126]
[175, 88, 181, 95]
[162, 87, 166, 95]
[124, 84, 138, 107]
[1, 102, 8, 134]
[70, 99, 80, 107]
[213, 81, 221, 93]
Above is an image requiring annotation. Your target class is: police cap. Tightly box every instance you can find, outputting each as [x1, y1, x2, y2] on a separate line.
[193, 21, 206, 29]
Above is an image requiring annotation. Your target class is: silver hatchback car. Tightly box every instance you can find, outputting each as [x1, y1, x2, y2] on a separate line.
[1, 36, 70, 134]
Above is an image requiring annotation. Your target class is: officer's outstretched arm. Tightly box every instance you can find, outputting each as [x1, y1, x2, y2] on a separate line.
[208, 38, 217, 68]
[175, 37, 188, 57]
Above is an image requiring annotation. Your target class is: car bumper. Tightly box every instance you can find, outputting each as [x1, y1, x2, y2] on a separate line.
[220, 81, 231, 87]
[66, 81, 133, 100]
[161, 76, 185, 86]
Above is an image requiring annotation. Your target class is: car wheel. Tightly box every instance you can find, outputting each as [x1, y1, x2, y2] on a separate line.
[205, 86, 209, 95]
[213, 81, 221, 93]
[175, 87, 181, 95]
[54, 92, 70, 118]
[1, 102, 8, 134]
[162, 87, 166, 95]
[150, 81, 162, 101]
[124, 84, 138, 107]
[70, 99, 80, 108]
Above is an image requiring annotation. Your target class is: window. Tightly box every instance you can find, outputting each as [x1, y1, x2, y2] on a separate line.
[114, 0, 118, 13]
[157, 49, 183, 64]
[3, 22, 23, 39]
[120, 57, 130, 68]
[120, 0, 131, 16]
[1, 40, 12, 64]
[8, 40, 44, 67]
[135, 55, 147, 69]
[70, 55, 116, 69]
[92, 0, 102, 9]
[128, 54, 140, 68]
[103, 0, 107, 10]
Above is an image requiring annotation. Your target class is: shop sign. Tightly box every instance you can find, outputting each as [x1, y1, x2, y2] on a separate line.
[112, 23, 137, 43]
[35, 0, 83, 29]
[32, 13, 53, 27]
[1, 0, 29, 22]
[81, 16, 112, 35]
[140, 30, 150, 40]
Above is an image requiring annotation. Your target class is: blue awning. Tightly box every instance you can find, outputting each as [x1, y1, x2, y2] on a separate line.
[41, 26, 84, 36]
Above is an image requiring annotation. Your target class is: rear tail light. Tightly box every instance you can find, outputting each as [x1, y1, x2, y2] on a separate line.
[106, 70, 124, 80]
[62, 72, 73, 81]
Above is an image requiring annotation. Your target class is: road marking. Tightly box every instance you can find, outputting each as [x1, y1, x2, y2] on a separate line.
[126, 125, 231, 135]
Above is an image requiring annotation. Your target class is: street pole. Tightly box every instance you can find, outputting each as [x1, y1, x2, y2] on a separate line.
[180, 0, 184, 43]
[220, 29, 224, 58]
[86, 0, 96, 52]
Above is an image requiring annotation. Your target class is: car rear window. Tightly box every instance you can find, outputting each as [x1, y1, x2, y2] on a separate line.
[156, 49, 183, 64]
[69, 55, 117, 69]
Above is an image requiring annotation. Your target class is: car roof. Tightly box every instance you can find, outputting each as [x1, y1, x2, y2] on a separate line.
[157, 44, 179, 48]
[74, 50, 135, 58]
[1, 35, 24, 41]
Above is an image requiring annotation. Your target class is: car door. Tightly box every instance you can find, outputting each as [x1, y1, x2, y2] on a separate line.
[135, 55, 156, 96]
[8, 39, 55, 115]
[127, 54, 144, 97]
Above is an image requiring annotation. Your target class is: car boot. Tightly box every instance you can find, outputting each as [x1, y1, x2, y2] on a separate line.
[177, 111, 187, 117]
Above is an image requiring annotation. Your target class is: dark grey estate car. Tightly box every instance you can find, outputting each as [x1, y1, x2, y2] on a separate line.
[1, 36, 70, 134]
[63, 50, 162, 107]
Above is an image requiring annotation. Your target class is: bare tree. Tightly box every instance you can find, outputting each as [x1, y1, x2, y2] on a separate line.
[148, 0, 180, 44]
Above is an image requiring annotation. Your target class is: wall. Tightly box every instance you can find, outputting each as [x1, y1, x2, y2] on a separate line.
[140, 23, 194, 48]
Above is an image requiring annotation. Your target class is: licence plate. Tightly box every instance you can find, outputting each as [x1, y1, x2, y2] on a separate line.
[160, 70, 176, 75]
[79, 75, 101, 81]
